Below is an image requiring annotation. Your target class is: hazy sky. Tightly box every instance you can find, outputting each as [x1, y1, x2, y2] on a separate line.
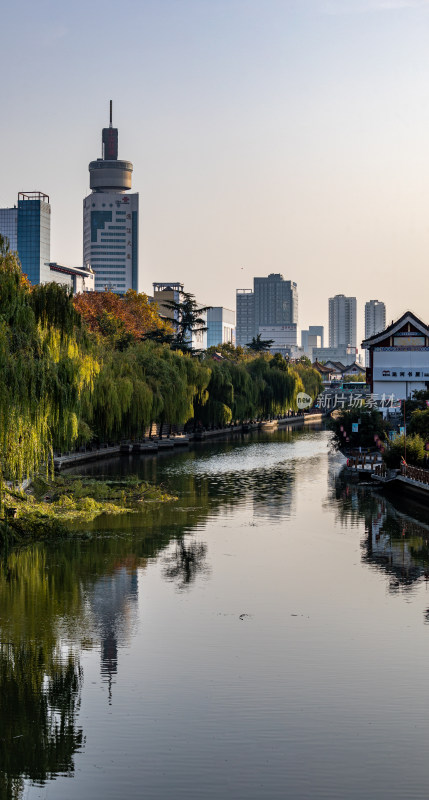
[2, 0, 429, 345]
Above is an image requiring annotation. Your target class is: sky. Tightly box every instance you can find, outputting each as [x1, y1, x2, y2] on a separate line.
[2, 0, 429, 347]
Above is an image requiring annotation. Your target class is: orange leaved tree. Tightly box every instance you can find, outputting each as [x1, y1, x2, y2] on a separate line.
[73, 290, 172, 347]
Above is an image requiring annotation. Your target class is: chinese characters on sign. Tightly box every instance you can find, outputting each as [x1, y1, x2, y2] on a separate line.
[316, 393, 397, 410]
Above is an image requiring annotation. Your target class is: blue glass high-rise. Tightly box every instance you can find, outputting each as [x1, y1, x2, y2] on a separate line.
[17, 192, 51, 284]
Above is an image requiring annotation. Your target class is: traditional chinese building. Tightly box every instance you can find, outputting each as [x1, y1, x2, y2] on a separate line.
[312, 361, 337, 383]
[341, 362, 366, 378]
[362, 311, 429, 401]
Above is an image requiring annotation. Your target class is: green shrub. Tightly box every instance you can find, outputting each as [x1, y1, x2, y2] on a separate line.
[330, 408, 389, 451]
[409, 409, 429, 441]
[383, 433, 426, 469]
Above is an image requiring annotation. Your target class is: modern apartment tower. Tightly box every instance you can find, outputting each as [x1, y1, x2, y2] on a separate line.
[236, 274, 298, 347]
[83, 102, 139, 293]
[328, 295, 357, 349]
[0, 192, 51, 284]
[364, 300, 386, 366]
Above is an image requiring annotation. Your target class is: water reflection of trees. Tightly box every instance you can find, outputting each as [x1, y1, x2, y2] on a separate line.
[330, 469, 429, 592]
[0, 431, 308, 795]
[162, 539, 209, 590]
[0, 645, 83, 799]
[0, 549, 84, 799]
[0, 523, 208, 796]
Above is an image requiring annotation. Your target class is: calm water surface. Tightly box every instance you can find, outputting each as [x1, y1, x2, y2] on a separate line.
[2, 426, 429, 799]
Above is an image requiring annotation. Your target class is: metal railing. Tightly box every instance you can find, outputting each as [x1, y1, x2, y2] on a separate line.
[401, 465, 429, 485]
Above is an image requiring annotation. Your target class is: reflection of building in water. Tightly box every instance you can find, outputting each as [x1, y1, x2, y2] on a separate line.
[87, 565, 138, 702]
[365, 502, 429, 591]
[330, 470, 429, 592]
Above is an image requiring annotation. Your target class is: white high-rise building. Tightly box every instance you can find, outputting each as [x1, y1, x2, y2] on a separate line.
[329, 295, 357, 349]
[83, 103, 139, 294]
[364, 300, 386, 366]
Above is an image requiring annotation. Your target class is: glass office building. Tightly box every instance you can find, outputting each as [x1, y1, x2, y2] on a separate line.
[17, 192, 51, 284]
[0, 193, 51, 283]
[0, 208, 18, 252]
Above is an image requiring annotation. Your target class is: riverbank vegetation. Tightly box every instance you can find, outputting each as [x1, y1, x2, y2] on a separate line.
[0, 475, 177, 546]
[0, 244, 322, 531]
[383, 434, 427, 468]
[330, 408, 390, 451]
[194, 351, 322, 425]
[330, 404, 429, 469]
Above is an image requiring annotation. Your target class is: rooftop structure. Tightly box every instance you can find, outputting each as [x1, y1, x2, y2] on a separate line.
[46, 262, 95, 294]
[89, 101, 133, 192]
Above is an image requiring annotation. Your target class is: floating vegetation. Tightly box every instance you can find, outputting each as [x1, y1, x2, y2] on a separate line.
[0, 474, 177, 546]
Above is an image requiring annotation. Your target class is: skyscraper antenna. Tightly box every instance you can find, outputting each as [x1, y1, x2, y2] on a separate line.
[109, 100, 112, 127]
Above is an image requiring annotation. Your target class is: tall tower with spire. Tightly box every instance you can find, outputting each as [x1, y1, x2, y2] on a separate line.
[83, 102, 139, 293]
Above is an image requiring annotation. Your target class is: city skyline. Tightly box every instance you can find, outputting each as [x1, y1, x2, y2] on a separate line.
[1, 0, 429, 345]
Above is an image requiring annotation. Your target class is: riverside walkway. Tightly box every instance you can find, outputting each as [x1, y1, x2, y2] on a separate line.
[54, 412, 324, 470]
[348, 456, 429, 503]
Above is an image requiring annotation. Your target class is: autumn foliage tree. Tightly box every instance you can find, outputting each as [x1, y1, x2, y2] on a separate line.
[73, 290, 172, 348]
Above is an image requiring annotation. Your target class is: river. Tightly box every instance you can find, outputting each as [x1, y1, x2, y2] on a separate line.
[2, 425, 429, 799]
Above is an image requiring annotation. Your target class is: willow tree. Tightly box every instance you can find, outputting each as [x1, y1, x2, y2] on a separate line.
[194, 361, 234, 427]
[0, 251, 99, 496]
[293, 361, 323, 402]
[195, 359, 257, 425]
[85, 340, 211, 442]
